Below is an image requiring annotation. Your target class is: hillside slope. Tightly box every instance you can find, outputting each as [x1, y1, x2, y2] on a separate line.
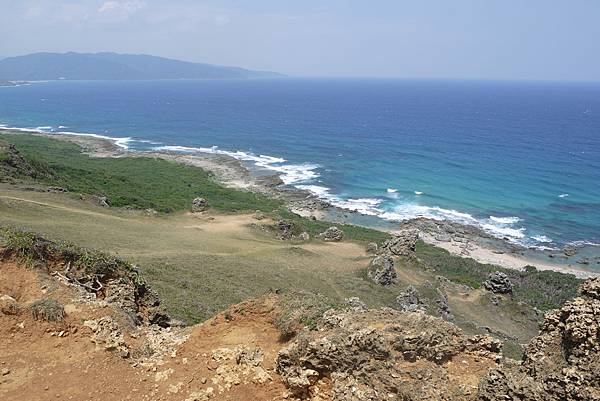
[1, 239, 598, 401]
[0, 52, 283, 80]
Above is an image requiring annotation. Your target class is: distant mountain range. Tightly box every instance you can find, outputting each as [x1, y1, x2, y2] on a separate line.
[0, 52, 283, 81]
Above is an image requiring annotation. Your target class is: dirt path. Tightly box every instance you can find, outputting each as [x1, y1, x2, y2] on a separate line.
[0, 195, 128, 220]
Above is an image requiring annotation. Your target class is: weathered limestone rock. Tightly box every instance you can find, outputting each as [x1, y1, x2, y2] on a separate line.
[478, 277, 600, 401]
[93, 196, 110, 207]
[84, 316, 129, 358]
[344, 297, 368, 312]
[320, 226, 344, 242]
[365, 242, 378, 254]
[277, 307, 502, 400]
[395, 285, 426, 313]
[435, 288, 452, 320]
[276, 219, 295, 240]
[297, 232, 310, 241]
[191, 197, 209, 212]
[482, 271, 513, 294]
[380, 230, 419, 256]
[367, 255, 396, 285]
[0, 294, 19, 315]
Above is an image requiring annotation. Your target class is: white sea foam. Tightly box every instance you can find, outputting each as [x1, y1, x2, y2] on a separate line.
[567, 240, 600, 247]
[295, 184, 331, 198]
[154, 145, 319, 185]
[0, 123, 132, 150]
[297, 185, 382, 215]
[532, 235, 553, 243]
[414, 191, 423, 195]
[380, 204, 478, 225]
[387, 188, 397, 193]
[558, 193, 569, 198]
[489, 216, 521, 224]
[480, 223, 526, 239]
[378, 204, 530, 242]
[113, 137, 133, 149]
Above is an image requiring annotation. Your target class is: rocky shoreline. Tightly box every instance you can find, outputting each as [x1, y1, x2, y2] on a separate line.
[1, 127, 598, 278]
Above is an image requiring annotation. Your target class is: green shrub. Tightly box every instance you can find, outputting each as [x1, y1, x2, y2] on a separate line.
[30, 299, 65, 322]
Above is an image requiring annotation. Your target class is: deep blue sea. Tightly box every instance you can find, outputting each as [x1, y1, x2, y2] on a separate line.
[1, 79, 599, 249]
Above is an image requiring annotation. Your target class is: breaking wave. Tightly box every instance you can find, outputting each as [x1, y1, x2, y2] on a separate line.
[154, 145, 320, 185]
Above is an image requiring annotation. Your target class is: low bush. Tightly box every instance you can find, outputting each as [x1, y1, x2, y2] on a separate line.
[30, 299, 65, 322]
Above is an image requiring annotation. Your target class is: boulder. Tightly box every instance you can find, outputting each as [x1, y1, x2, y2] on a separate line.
[344, 297, 368, 312]
[435, 288, 452, 320]
[434, 233, 452, 242]
[253, 210, 265, 220]
[46, 187, 68, 193]
[365, 242, 378, 254]
[563, 244, 579, 257]
[320, 226, 343, 242]
[0, 295, 19, 315]
[191, 197, 209, 212]
[482, 271, 513, 294]
[297, 232, 310, 242]
[367, 256, 396, 285]
[84, 316, 129, 358]
[395, 285, 426, 313]
[380, 230, 419, 256]
[276, 219, 295, 240]
[93, 195, 110, 207]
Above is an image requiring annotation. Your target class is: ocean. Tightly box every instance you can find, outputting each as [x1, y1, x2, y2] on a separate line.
[1, 78, 599, 250]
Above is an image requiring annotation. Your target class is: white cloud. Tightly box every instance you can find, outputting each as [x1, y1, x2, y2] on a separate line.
[98, 0, 146, 17]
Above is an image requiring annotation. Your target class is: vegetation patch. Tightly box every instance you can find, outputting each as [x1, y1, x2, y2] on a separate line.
[274, 290, 337, 339]
[413, 241, 581, 311]
[0, 226, 133, 278]
[30, 299, 65, 322]
[0, 133, 281, 213]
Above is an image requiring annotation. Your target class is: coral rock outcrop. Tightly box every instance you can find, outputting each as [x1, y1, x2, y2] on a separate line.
[478, 277, 600, 400]
[277, 307, 502, 401]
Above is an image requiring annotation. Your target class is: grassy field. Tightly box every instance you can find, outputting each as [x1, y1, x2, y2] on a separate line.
[0, 133, 281, 213]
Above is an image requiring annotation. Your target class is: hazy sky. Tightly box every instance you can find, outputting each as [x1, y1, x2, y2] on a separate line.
[1, 0, 599, 80]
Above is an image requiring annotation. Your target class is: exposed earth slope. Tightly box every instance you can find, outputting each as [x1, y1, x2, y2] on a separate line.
[2, 242, 599, 400]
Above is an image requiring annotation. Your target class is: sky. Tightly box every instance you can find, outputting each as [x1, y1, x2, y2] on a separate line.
[1, 0, 599, 81]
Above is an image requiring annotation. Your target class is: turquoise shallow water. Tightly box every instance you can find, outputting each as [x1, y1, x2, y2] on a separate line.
[1, 79, 599, 249]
